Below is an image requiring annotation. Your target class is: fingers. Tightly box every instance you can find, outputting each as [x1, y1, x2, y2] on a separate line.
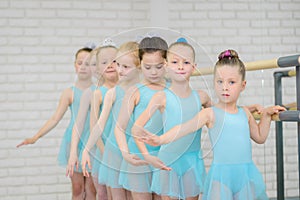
[81, 160, 90, 177]
[16, 142, 25, 148]
[66, 164, 74, 177]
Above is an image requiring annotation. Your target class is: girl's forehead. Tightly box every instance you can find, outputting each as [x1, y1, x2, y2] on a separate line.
[215, 65, 241, 78]
[168, 46, 194, 60]
[77, 51, 90, 60]
[142, 52, 165, 64]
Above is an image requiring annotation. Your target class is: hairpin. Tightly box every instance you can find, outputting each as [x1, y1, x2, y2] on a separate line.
[102, 38, 116, 47]
[84, 42, 96, 49]
[176, 37, 188, 43]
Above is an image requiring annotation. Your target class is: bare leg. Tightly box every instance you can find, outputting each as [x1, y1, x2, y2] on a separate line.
[153, 193, 162, 200]
[126, 190, 133, 200]
[106, 186, 112, 200]
[84, 175, 96, 200]
[92, 176, 108, 200]
[71, 172, 85, 200]
[186, 195, 199, 200]
[110, 188, 127, 200]
[131, 191, 152, 200]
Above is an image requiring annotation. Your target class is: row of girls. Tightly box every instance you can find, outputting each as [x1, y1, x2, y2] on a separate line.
[17, 36, 285, 200]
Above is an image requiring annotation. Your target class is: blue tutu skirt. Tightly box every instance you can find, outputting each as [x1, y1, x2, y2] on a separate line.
[98, 141, 123, 188]
[151, 151, 206, 199]
[203, 162, 269, 200]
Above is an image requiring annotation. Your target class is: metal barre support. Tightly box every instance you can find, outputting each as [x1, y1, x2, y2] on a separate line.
[279, 110, 300, 121]
[277, 54, 300, 68]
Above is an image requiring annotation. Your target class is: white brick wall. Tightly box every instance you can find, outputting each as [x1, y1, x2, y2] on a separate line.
[1, 0, 299, 199]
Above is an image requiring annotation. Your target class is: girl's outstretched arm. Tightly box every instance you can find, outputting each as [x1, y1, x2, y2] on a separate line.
[246, 105, 286, 144]
[67, 88, 92, 177]
[132, 91, 171, 170]
[115, 86, 148, 166]
[141, 108, 214, 146]
[16, 88, 72, 148]
[81, 88, 115, 177]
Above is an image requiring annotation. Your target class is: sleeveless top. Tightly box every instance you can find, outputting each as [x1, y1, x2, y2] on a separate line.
[209, 106, 252, 164]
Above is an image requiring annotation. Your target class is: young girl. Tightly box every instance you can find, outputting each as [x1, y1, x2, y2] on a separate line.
[115, 36, 168, 200]
[16, 46, 94, 199]
[81, 41, 141, 200]
[66, 45, 119, 200]
[132, 40, 211, 200]
[137, 50, 286, 200]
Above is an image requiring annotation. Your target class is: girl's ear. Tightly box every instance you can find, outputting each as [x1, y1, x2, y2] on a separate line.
[241, 80, 247, 91]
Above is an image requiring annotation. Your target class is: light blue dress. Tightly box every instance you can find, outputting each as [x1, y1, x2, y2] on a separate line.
[203, 106, 268, 200]
[58, 85, 96, 172]
[98, 85, 132, 188]
[151, 89, 206, 199]
[90, 86, 110, 178]
[119, 83, 165, 193]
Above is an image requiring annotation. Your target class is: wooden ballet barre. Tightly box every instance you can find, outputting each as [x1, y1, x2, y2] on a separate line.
[252, 110, 300, 122]
[193, 54, 300, 76]
[193, 58, 279, 76]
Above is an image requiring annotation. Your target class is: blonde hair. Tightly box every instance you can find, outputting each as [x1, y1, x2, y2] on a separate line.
[117, 41, 140, 68]
[167, 42, 196, 63]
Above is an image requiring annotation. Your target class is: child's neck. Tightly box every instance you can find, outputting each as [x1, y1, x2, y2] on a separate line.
[169, 80, 192, 98]
[142, 79, 166, 90]
[103, 78, 118, 89]
[216, 102, 238, 114]
[75, 79, 93, 90]
[119, 76, 140, 90]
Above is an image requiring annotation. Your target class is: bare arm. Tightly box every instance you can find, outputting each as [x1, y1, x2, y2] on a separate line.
[90, 90, 102, 129]
[89, 90, 105, 153]
[142, 108, 214, 146]
[115, 87, 148, 165]
[132, 92, 172, 169]
[197, 90, 212, 108]
[85, 88, 115, 151]
[17, 88, 72, 147]
[69, 88, 92, 157]
[246, 105, 286, 144]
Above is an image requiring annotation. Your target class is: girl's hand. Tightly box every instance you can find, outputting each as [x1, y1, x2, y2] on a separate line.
[122, 152, 148, 166]
[16, 137, 37, 148]
[132, 125, 161, 146]
[66, 153, 78, 177]
[143, 154, 171, 171]
[81, 149, 91, 177]
[264, 105, 286, 116]
[247, 104, 264, 114]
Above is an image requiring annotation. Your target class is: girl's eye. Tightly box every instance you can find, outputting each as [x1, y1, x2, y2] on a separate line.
[144, 66, 151, 70]
[112, 60, 116, 63]
[184, 61, 190, 65]
[217, 80, 222, 84]
[229, 81, 235, 85]
[156, 64, 163, 69]
[171, 61, 177, 64]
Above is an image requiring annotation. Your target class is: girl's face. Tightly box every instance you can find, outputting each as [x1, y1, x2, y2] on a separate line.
[97, 48, 118, 82]
[214, 65, 246, 105]
[74, 51, 90, 73]
[116, 54, 140, 83]
[141, 51, 166, 84]
[89, 53, 97, 78]
[167, 45, 195, 82]
[75, 51, 93, 80]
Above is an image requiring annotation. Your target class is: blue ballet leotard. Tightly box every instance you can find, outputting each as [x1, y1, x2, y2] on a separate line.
[58, 85, 96, 172]
[98, 85, 133, 188]
[90, 86, 110, 178]
[203, 106, 268, 200]
[119, 83, 165, 193]
[151, 89, 206, 199]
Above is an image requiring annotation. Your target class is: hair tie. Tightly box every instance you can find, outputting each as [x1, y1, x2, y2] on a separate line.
[219, 50, 232, 60]
[84, 42, 96, 49]
[102, 38, 116, 47]
[176, 37, 188, 43]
